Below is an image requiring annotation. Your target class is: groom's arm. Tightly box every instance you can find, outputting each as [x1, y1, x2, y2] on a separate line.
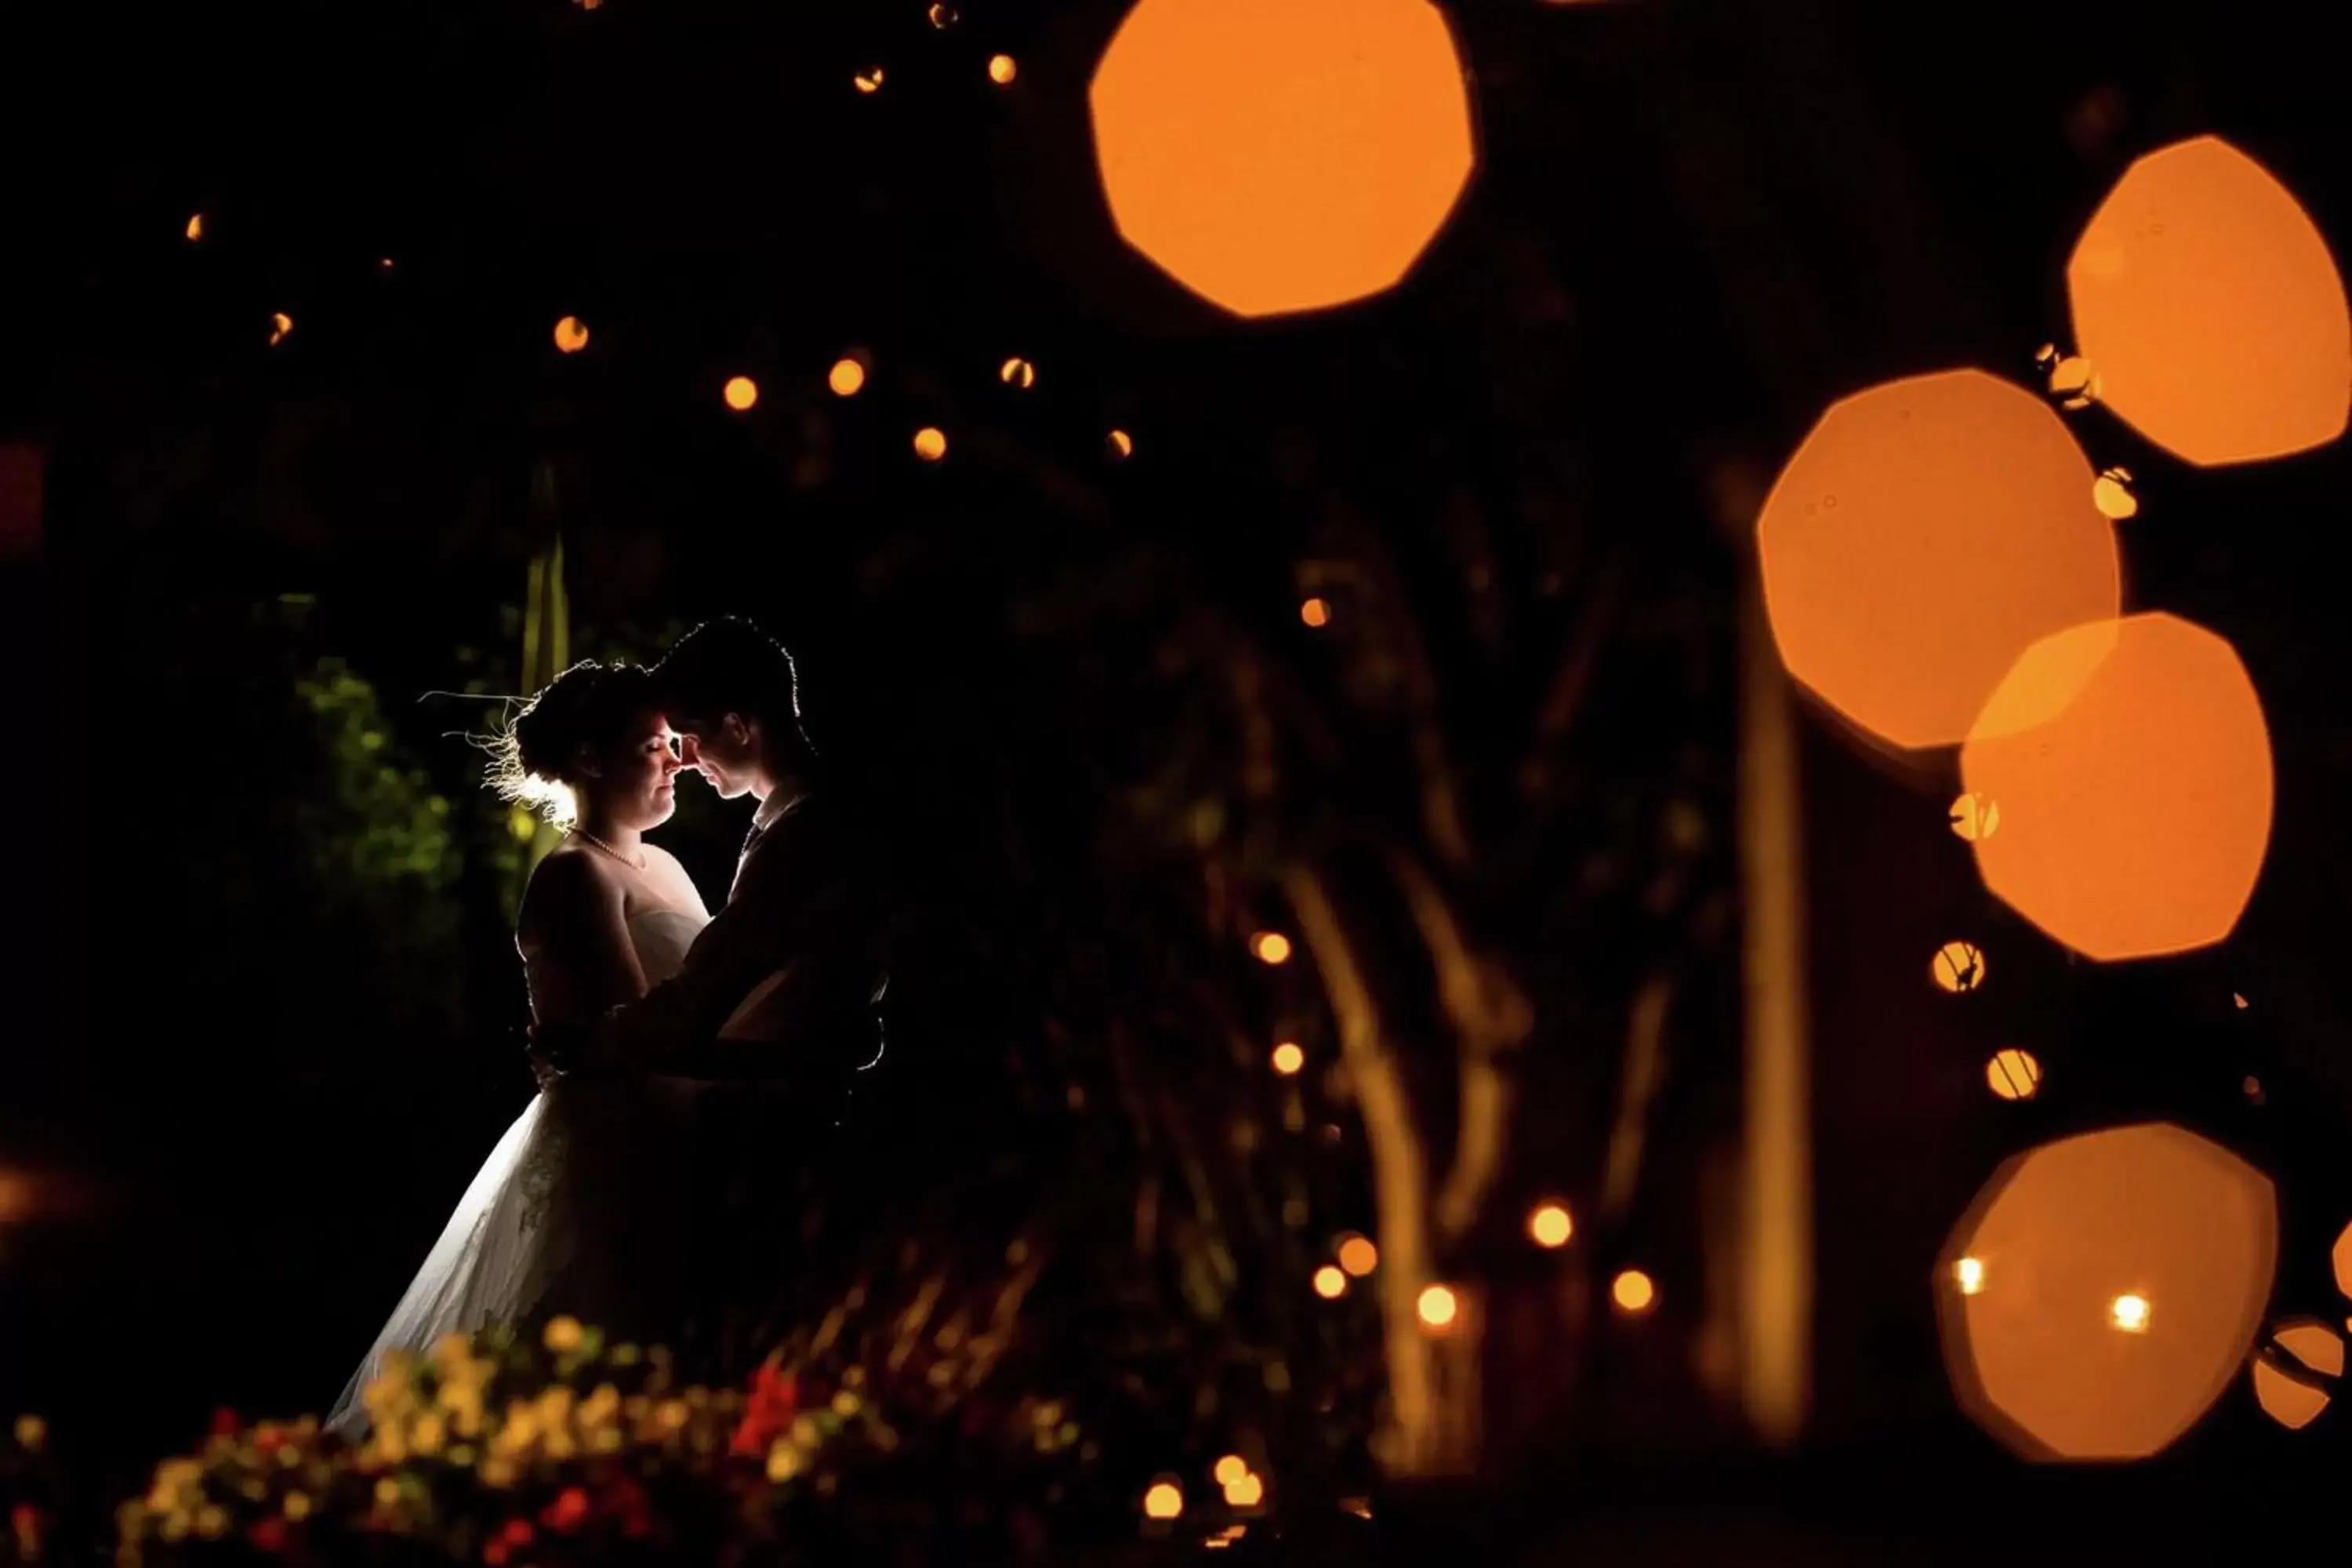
[593, 808, 871, 1080]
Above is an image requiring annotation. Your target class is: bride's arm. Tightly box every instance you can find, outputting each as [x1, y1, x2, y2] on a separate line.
[519, 851, 652, 1026]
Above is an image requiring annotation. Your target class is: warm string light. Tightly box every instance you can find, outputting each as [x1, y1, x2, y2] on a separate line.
[1932, 941, 1987, 994]
[1221, 1473, 1264, 1508]
[1269, 1042, 1305, 1076]
[268, 312, 294, 347]
[1211, 1455, 1247, 1487]
[553, 316, 590, 354]
[913, 426, 949, 462]
[1954, 1256, 1987, 1296]
[1142, 1482, 1183, 1520]
[1249, 931, 1292, 965]
[1336, 1236, 1377, 1277]
[1312, 1265, 1346, 1300]
[1106, 429, 1135, 460]
[1300, 597, 1331, 628]
[723, 376, 760, 412]
[999, 357, 1036, 388]
[988, 53, 1018, 85]
[1611, 1269, 1657, 1314]
[828, 358, 866, 397]
[184, 213, 204, 242]
[1527, 1202, 1573, 1248]
[854, 67, 885, 94]
[1416, 1284, 1458, 1330]
[2110, 1293, 2152, 1334]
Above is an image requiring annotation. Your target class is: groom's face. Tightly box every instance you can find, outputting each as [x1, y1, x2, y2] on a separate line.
[676, 713, 758, 799]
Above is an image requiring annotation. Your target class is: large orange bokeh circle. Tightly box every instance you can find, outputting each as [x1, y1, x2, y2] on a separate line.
[2070, 136, 2350, 467]
[1936, 1122, 2277, 1461]
[1757, 369, 2120, 750]
[1089, 0, 1475, 318]
[1962, 612, 2273, 961]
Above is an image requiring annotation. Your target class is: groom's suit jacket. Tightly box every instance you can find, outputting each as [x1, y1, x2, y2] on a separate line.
[599, 788, 886, 1083]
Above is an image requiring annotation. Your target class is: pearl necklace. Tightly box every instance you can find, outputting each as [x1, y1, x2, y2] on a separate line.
[570, 827, 646, 871]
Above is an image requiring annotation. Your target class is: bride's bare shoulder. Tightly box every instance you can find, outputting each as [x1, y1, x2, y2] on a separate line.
[516, 844, 624, 946]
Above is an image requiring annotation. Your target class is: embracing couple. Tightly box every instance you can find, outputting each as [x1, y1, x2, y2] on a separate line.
[328, 618, 887, 1435]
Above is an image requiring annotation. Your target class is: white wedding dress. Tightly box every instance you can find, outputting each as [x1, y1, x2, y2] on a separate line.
[326, 909, 708, 1435]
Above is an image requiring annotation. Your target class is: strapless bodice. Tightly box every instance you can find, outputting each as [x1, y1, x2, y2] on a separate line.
[625, 908, 707, 985]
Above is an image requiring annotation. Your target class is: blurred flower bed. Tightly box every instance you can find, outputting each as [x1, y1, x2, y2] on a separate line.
[6, 1312, 1301, 1567]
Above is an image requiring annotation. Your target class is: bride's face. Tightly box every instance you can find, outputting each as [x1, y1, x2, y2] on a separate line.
[584, 711, 684, 831]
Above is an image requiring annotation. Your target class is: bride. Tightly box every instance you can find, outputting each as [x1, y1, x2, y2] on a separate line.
[328, 659, 710, 1433]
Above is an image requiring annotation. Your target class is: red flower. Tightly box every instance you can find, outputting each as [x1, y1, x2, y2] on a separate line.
[484, 1542, 510, 1566]
[11, 1504, 43, 1550]
[539, 1487, 591, 1533]
[500, 1519, 536, 1548]
[729, 1359, 800, 1455]
[211, 1406, 242, 1438]
[248, 1518, 289, 1553]
[255, 1427, 285, 1453]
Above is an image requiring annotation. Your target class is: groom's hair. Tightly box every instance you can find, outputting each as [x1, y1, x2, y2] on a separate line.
[656, 616, 810, 750]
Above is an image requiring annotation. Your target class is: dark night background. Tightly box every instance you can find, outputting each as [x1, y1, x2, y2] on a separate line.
[10, 0, 2352, 1555]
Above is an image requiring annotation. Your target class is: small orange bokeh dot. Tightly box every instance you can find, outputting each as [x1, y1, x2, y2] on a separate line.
[1142, 1482, 1183, 1520]
[828, 358, 866, 397]
[1221, 1473, 1264, 1508]
[2332, 1219, 2351, 1300]
[1417, 1284, 1458, 1330]
[2252, 1321, 2343, 1431]
[1312, 1265, 1346, 1300]
[1089, 0, 1474, 318]
[1986, 1048, 2042, 1102]
[1962, 613, 2273, 960]
[1336, 1236, 1377, 1277]
[723, 376, 759, 411]
[269, 312, 294, 346]
[1758, 369, 2121, 750]
[1612, 1270, 1657, 1314]
[1932, 941, 1987, 995]
[913, 427, 949, 461]
[1000, 357, 1036, 388]
[2070, 136, 2350, 466]
[185, 213, 204, 241]
[1270, 1042, 1305, 1076]
[1300, 597, 1331, 628]
[1250, 931, 1292, 965]
[854, 68, 884, 93]
[554, 316, 590, 354]
[1528, 1203, 1573, 1249]
[988, 53, 1018, 85]
[1211, 1455, 1248, 1487]
[1106, 429, 1134, 460]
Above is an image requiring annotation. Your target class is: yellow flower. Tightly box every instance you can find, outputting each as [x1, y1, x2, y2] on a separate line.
[536, 1386, 575, 1425]
[283, 1493, 312, 1522]
[374, 1477, 401, 1508]
[158, 1511, 190, 1543]
[14, 1414, 48, 1450]
[765, 1442, 802, 1483]
[376, 1425, 408, 1465]
[543, 1316, 586, 1353]
[655, 1399, 689, 1432]
[543, 1428, 577, 1461]
[479, 1456, 518, 1490]
[588, 1426, 623, 1454]
[194, 1506, 228, 1540]
[430, 1332, 472, 1369]
[408, 1414, 446, 1456]
[579, 1383, 621, 1427]
[830, 1391, 861, 1417]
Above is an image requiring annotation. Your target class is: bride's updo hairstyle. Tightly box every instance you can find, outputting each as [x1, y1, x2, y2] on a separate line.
[486, 659, 658, 827]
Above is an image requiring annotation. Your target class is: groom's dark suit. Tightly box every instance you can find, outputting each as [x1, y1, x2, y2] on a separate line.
[588, 785, 887, 1378]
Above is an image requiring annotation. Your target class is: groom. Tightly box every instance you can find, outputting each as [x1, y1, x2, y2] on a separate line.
[535, 615, 887, 1370]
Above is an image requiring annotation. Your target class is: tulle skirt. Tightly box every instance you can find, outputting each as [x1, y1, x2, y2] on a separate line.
[326, 1082, 690, 1435]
